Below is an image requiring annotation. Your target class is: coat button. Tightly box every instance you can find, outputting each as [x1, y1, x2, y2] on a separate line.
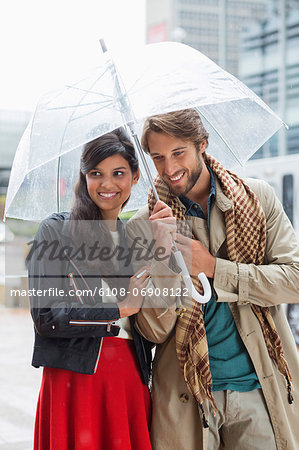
[179, 393, 189, 403]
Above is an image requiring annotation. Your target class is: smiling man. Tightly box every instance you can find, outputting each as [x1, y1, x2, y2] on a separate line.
[126, 109, 299, 450]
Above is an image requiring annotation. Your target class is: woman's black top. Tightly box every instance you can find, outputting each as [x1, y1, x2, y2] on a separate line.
[27, 212, 152, 385]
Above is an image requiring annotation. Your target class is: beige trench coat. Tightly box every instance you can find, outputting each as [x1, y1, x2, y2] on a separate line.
[126, 178, 299, 450]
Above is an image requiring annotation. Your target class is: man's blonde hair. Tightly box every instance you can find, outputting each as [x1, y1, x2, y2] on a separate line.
[141, 109, 209, 153]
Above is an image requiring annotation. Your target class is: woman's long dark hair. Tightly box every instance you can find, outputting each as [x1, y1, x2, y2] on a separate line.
[70, 127, 138, 221]
[68, 128, 138, 296]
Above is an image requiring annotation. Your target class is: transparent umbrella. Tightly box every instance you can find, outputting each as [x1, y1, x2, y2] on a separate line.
[4, 40, 285, 304]
[5, 42, 283, 303]
[4, 41, 285, 222]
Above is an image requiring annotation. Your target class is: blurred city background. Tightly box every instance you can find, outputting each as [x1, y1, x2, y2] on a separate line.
[0, 0, 298, 448]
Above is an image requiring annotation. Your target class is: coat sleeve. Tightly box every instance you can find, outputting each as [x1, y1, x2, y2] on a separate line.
[126, 213, 179, 344]
[213, 180, 299, 307]
[28, 219, 121, 338]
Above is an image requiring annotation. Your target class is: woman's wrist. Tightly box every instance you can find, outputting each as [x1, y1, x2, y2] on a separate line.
[118, 296, 140, 318]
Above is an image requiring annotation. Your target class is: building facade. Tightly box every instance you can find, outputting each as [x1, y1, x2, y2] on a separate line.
[146, 0, 266, 76]
[239, 7, 299, 158]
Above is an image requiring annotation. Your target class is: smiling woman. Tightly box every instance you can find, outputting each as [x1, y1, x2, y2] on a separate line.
[27, 127, 152, 450]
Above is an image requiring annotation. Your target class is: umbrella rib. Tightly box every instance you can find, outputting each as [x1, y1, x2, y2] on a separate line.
[56, 72, 110, 211]
[68, 103, 122, 123]
[61, 64, 113, 98]
[47, 99, 113, 111]
[43, 65, 113, 109]
[196, 107, 244, 167]
[64, 85, 113, 98]
[43, 82, 112, 111]
[64, 65, 111, 91]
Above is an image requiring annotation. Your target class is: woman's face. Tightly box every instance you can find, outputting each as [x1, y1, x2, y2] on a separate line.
[86, 154, 139, 220]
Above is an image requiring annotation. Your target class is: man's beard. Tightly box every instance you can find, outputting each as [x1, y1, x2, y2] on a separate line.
[164, 158, 203, 197]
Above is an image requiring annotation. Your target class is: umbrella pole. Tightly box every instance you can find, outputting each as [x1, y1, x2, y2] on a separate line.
[99, 39, 211, 304]
[56, 156, 61, 212]
[99, 39, 160, 201]
[127, 124, 211, 304]
[127, 123, 159, 201]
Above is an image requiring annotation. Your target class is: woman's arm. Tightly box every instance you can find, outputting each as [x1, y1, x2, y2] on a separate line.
[28, 218, 122, 338]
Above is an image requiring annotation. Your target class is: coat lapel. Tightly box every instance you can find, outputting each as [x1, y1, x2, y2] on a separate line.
[209, 178, 232, 256]
[177, 180, 232, 255]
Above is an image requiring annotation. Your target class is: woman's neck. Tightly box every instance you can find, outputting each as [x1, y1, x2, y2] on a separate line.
[100, 210, 119, 231]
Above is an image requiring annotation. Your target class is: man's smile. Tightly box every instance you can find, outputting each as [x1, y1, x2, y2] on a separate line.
[167, 171, 186, 184]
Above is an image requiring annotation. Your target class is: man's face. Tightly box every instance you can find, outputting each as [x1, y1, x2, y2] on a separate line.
[147, 131, 205, 197]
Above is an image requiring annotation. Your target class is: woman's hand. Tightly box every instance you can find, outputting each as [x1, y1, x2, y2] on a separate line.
[118, 266, 150, 318]
[149, 200, 176, 258]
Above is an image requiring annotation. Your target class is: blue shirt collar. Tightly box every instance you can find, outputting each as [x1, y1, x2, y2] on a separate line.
[179, 166, 216, 221]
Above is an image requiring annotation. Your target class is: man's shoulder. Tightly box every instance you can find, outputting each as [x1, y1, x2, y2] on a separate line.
[128, 204, 150, 222]
[243, 177, 274, 201]
[126, 205, 151, 239]
[241, 177, 279, 218]
[244, 177, 267, 190]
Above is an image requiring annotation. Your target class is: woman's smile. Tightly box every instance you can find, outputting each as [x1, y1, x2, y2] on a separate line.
[98, 191, 120, 199]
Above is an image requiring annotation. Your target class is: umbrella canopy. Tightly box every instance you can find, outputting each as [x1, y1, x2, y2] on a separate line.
[5, 41, 285, 221]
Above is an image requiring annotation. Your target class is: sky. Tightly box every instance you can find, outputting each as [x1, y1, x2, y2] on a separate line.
[0, 0, 146, 111]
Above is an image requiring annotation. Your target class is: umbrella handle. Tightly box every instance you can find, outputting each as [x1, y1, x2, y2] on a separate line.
[173, 250, 211, 304]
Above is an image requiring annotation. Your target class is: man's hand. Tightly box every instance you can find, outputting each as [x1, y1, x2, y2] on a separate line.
[149, 200, 176, 258]
[176, 234, 216, 279]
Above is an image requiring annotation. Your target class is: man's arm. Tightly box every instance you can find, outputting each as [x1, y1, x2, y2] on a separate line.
[126, 209, 180, 343]
[213, 180, 299, 307]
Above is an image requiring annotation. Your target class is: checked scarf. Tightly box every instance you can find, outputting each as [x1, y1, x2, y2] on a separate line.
[148, 154, 293, 424]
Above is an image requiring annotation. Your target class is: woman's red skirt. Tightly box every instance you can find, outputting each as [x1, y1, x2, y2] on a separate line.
[34, 338, 152, 450]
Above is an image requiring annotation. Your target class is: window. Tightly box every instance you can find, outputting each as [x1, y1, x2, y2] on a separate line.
[283, 174, 294, 225]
